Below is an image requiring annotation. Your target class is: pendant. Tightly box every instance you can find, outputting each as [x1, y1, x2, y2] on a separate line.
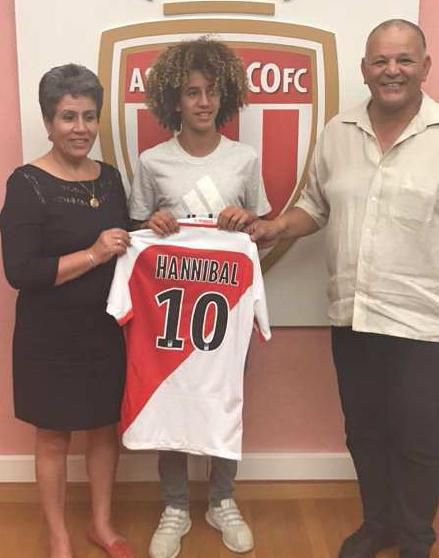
[90, 197, 100, 209]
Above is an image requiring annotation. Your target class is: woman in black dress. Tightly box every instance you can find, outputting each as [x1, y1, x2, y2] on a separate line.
[0, 64, 134, 558]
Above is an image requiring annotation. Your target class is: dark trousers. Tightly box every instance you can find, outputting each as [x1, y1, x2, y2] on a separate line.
[332, 327, 439, 558]
[159, 451, 237, 510]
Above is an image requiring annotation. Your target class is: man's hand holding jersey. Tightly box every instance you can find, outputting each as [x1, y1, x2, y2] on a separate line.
[246, 218, 284, 248]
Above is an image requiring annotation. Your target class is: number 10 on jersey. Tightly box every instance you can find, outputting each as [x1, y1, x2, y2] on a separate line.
[155, 288, 230, 352]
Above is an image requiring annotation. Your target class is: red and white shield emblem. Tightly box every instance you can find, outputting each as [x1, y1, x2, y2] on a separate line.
[98, 19, 338, 270]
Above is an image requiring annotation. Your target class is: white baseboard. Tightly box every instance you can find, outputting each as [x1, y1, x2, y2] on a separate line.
[0, 452, 356, 482]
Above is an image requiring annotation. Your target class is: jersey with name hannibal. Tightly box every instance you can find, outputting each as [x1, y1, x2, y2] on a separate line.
[107, 223, 271, 460]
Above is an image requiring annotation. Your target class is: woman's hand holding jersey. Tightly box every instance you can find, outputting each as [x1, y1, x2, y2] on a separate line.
[90, 228, 131, 264]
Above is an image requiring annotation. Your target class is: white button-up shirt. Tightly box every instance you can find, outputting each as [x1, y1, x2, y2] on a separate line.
[296, 93, 439, 341]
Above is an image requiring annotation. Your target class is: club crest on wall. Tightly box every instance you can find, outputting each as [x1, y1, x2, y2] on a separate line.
[98, 14, 338, 271]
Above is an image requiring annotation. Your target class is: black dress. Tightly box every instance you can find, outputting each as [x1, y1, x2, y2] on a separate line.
[0, 162, 128, 430]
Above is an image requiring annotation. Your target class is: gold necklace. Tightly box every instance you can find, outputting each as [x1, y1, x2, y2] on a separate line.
[78, 180, 100, 208]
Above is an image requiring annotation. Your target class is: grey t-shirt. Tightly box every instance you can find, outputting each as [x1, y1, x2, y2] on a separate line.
[129, 135, 271, 221]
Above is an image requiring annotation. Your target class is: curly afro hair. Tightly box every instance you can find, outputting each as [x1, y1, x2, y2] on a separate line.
[145, 37, 248, 131]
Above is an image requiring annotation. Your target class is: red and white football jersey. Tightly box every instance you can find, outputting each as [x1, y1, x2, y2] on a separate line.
[107, 223, 271, 459]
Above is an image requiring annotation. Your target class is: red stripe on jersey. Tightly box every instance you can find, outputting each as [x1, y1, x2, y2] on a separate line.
[179, 222, 217, 229]
[118, 309, 134, 326]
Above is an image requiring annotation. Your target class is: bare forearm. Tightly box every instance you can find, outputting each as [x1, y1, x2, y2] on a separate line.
[249, 207, 320, 247]
[55, 227, 130, 286]
[276, 207, 320, 239]
[55, 249, 97, 286]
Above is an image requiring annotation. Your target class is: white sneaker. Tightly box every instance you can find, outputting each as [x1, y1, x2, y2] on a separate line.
[205, 498, 254, 553]
[149, 506, 191, 558]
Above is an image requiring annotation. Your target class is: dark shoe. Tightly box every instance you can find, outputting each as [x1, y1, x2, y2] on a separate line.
[338, 525, 395, 558]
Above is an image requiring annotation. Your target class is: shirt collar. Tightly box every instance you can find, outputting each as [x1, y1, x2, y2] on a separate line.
[340, 92, 439, 136]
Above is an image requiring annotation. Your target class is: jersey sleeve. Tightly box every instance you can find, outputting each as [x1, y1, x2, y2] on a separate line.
[249, 243, 271, 340]
[106, 234, 140, 325]
[128, 153, 158, 222]
[0, 169, 59, 290]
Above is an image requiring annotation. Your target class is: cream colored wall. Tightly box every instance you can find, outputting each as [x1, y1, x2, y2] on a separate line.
[0, 0, 437, 456]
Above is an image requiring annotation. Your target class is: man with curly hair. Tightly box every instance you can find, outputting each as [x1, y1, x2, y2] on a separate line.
[129, 38, 271, 558]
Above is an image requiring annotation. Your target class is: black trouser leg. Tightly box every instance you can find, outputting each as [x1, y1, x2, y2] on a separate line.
[158, 450, 189, 510]
[332, 328, 439, 557]
[208, 457, 238, 506]
[332, 327, 392, 532]
[387, 336, 439, 557]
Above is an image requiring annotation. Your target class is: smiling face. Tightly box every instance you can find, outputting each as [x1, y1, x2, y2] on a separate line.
[361, 24, 431, 115]
[45, 94, 98, 162]
[177, 70, 221, 135]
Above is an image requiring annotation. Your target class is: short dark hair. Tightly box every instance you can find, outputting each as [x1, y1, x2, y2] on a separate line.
[145, 37, 248, 131]
[39, 63, 104, 121]
[367, 19, 427, 52]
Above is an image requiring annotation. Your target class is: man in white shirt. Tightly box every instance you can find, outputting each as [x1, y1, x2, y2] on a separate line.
[250, 19, 439, 558]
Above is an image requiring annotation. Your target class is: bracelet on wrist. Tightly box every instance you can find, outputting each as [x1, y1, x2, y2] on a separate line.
[86, 250, 97, 268]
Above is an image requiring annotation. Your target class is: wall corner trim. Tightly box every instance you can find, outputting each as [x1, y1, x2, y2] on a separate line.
[0, 452, 356, 482]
